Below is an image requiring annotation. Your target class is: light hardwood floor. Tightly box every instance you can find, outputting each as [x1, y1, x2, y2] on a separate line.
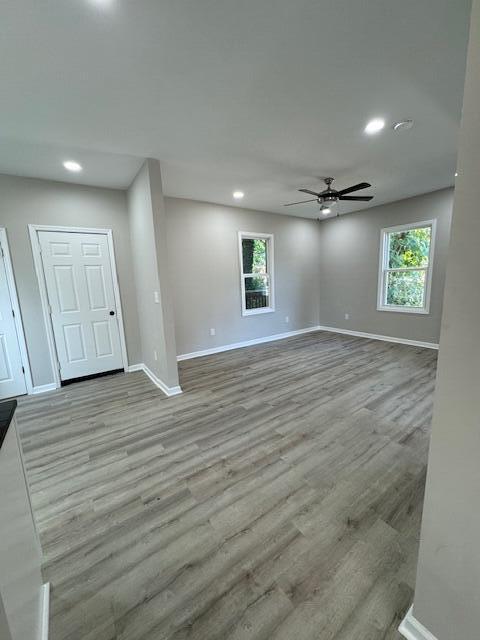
[16, 330, 438, 640]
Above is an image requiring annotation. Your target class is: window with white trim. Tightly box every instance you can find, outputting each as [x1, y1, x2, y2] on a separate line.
[377, 220, 436, 314]
[238, 232, 274, 316]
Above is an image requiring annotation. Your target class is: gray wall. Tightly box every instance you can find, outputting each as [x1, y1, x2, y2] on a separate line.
[127, 160, 179, 387]
[0, 174, 454, 387]
[0, 597, 12, 640]
[412, 0, 480, 637]
[165, 197, 322, 356]
[0, 174, 141, 387]
[318, 188, 453, 344]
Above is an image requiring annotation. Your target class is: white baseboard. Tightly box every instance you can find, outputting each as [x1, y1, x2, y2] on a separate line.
[399, 606, 438, 640]
[126, 363, 144, 373]
[316, 325, 439, 350]
[176, 324, 438, 362]
[177, 325, 323, 361]
[127, 364, 182, 397]
[41, 582, 50, 640]
[31, 383, 58, 395]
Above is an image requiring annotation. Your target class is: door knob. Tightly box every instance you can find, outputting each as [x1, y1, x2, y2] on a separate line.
[109, 310, 115, 316]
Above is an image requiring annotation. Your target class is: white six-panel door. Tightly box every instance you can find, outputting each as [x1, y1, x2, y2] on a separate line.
[0, 244, 27, 399]
[38, 231, 124, 381]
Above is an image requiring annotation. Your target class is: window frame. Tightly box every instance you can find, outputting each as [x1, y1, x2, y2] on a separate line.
[238, 231, 275, 317]
[377, 219, 436, 315]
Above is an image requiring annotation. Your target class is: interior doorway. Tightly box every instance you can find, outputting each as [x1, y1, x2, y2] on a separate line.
[29, 225, 129, 387]
[0, 228, 32, 399]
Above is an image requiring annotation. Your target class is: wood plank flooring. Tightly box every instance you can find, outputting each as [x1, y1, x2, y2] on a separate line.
[16, 330, 438, 640]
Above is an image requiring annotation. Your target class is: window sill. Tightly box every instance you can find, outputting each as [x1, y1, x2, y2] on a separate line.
[377, 305, 429, 315]
[242, 307, 275, 317]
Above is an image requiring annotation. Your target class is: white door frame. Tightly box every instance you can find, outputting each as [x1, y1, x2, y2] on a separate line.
[0, 228, 34, 395]
[29, 224, 129, 389]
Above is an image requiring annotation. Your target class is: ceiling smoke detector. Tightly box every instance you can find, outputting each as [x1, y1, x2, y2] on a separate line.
[392, 120, 414, 132]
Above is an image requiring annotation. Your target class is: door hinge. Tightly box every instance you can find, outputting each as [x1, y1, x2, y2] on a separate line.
[0, 246, 4, 258]
[22, 366, 25, 374]
[48, 304, 52, 315]
[12, 309, 15, 318]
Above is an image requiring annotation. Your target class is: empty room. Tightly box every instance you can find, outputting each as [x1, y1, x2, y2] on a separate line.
[0, 1, 479, 639]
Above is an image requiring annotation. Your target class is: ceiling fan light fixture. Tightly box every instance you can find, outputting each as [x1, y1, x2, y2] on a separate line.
[321, 205, 331, 215]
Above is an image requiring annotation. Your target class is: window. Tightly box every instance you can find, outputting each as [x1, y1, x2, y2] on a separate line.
[378, 220, 436, 314]
[238, 231, 274, 316]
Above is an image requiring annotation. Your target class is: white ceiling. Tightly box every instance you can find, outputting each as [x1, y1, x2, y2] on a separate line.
[0, 0, 471, 218]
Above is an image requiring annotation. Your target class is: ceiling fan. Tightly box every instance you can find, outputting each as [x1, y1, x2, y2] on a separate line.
[284, 177, 374, 212]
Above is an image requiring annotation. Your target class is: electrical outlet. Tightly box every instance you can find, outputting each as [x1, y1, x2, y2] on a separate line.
[285, 316, 289, 323]
[153, 350, 158, 361]
[345, 313, 350, 320]
[154, 291, 160, 304]
[210, 328, 216, 336]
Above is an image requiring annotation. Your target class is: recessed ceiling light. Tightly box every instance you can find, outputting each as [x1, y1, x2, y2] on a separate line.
[455, 172, 458, 177]
[88, 0, 115, 6]
[393, 119, 414, 132]
[233, 191, 244, 200]
[365, 118, 386, 135]
[63, 160, 82, 173]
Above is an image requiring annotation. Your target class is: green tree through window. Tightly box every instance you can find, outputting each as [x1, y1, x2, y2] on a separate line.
[240, 235, 273, 313]
[380, 224, 433, 310]
[388, 227, 431, 268]
[242, 238, 267, 274]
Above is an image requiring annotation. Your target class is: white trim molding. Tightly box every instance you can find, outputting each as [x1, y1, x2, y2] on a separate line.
[177, 325, 438, 362]
[377, 219, 437, 315]
[126, 363, 144, 373]
[41, 582, 50, 640]
[238, 231, 275, 317]
[127, 364, 182, 397]
[317, 326, 439, 350]
[31, 383, 58, 395]
[28, 224, 130, 389]
[177, 326, 323, 361]
[399, 606, 439, 640]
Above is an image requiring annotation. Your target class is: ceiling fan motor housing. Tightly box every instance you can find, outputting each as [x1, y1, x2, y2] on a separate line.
[322, 193, 338, 203]
[321, 177, 338, 203]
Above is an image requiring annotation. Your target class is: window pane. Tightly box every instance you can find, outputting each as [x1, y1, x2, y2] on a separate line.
[242, 238, 267, 274]
[244, 275, 270, 309]
[386, 270, 426, 307]
[388, 227, 431, 269]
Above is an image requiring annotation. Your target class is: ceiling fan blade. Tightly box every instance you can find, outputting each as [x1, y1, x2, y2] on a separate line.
[298, 188, 321, 197]
[339, 195, 374, 201]
[284, 198, 318, 206]
[337, 182, 371, 196]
